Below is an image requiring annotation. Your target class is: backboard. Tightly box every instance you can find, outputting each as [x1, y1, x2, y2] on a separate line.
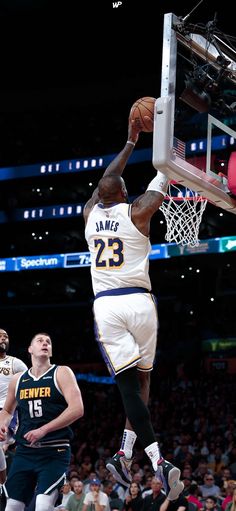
[153, 12, 236, 214]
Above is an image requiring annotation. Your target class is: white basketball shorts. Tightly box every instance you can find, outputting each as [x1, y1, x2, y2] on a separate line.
[93, 292, 158, 376]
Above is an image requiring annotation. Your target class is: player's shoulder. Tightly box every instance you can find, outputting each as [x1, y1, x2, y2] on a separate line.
[55, 366, 77, 388]
[0, 354, 14, 366]
[111, 202, 130, 215]
[6, 355, 20, 361]
[12, 356, 28, 371]
[56, 365, 74, 375]
[12, 356, 22, 362]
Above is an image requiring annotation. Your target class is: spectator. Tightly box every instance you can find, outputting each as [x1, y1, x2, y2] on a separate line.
[81, 455, 93, 479]
[142, 476, 166, 511]
[199, 475, 221, 498]
[82, 478, 109, 511]
[203, 496, 221, 511]
[66, 480, 85, 511]
[217, 468, 233, 494]
[174, 444, 191, 467]
[225, 487, 236, 511]
[69, 476, 81, 491]
[193, 460, 209, 485]
[160, 494, 189, 511]
[208, 447, 229, 475]
[131, 472, 144, 491]
[103, 479, 123, 511]
[142, 475, 154, 498]
[124, 481, 143, 511]
[83, 472, 99, 494]
[182, 476, 193, 496]
[55, 480, 74, 509]
[185, 483, 204, 510]
[182, 467, 194, 481]
[222, 481, 236, 510]
[107, 473, 126, 501]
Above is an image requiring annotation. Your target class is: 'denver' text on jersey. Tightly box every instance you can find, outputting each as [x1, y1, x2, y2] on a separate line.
[15, 364, 73, 446]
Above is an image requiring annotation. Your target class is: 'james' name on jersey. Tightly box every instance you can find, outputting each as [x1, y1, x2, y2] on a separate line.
[95, 220, 119, 232]
[85, 202, 152, 295]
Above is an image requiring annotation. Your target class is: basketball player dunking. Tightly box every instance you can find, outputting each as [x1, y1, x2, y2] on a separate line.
[83, 115, 184, 499]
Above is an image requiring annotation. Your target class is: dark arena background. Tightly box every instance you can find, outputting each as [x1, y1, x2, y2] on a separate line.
[0, 1, 236, 507]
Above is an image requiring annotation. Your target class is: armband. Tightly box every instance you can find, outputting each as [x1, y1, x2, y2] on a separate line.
[146, 171, 169, 197]
[126, 140, 136, 147]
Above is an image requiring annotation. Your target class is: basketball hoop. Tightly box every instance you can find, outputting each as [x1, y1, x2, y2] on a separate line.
[159, 183, 208, 247]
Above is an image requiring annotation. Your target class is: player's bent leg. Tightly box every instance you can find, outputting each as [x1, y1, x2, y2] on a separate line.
[5, 498, 25, 511]
[137, 371, 150, 405]
[106, 367, 157, 486]
[115, 367, 156, 445]
[123, 371, 150, 431]
[35, 489, 58, 511]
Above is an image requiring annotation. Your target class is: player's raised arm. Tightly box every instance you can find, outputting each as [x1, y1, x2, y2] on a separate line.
[83, 116, 152, 223]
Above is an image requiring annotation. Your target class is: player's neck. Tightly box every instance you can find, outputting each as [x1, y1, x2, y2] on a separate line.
[0, 353, 7, 360]
[30, 360, 52, 377]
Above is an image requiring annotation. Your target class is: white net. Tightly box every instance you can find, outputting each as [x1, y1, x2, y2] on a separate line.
[159, 183, 208, 247]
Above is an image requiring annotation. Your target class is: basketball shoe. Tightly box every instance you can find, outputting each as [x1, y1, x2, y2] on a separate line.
[106, 451, 133, 487]
[155, 458, 184, 500]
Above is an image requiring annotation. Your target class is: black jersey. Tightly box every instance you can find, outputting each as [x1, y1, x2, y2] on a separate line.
[15, 364, 73, 446]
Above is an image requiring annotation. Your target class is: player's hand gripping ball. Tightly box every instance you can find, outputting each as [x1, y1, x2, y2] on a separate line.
[129, 96, 156, 132]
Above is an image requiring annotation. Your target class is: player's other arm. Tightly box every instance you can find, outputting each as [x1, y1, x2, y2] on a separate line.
[131, 173, 169, 236]
[0, 373, 19, 440]
[83, 117, 152, 223]
[24, 366, 84, 445]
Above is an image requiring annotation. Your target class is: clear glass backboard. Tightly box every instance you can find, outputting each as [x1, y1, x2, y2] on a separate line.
[153, 11, 236, 215]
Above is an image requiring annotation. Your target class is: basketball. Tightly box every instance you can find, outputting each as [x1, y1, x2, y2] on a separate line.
[129, 96, 156, 132]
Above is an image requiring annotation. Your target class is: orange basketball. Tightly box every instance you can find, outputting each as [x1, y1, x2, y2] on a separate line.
[129, 96, 156, 132]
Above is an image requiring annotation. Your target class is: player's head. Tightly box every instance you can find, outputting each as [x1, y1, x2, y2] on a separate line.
[98, 175, 128, 205]
[28, 332, 52, 359]
[0, 329, 9, 353]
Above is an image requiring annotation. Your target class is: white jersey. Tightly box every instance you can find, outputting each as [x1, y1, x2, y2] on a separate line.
[0, 355, 28, 408]
[85, 202, 152, 295]
[83, 490, 109, 508]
